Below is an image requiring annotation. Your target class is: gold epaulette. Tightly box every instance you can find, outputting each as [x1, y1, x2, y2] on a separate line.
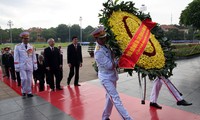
[16, 43, 20, 46]
[95, 45, 101, 51]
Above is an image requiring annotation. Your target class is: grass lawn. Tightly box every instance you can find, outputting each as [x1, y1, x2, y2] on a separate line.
[0, 42, 69, 50]
[1, 42, 200, 59]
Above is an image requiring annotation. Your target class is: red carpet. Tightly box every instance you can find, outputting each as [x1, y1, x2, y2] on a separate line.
[1, 70, 200, 120]
[0, 76, 50, 95]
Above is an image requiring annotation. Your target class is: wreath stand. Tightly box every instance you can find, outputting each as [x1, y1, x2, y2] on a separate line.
[138, 72, 147, 104]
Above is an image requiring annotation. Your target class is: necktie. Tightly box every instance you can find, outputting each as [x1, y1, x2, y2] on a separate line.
[75, 45, 77, 50]
[25, 45, 27, 49]
[52, 47, 54, 51]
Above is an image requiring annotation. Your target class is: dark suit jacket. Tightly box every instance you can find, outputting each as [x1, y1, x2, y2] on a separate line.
[67, 43, 83, 65]
[2, 53, 14, 68]
[44, 47, 62, 70]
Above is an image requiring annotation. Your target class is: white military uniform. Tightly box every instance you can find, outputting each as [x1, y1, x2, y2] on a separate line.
[94, 43, 132, 120]
[150, 76, 183, 103]
[14, 43, 37, 94]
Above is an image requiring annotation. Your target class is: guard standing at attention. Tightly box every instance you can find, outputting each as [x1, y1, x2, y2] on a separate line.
[14, 31, 38, 98]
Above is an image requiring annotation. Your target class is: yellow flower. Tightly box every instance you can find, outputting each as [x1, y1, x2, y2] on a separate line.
[108, 11, 165, 69]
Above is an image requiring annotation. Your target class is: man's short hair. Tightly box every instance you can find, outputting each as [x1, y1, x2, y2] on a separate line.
[72, 36, 78, 41]
[47, 38, 55, 43]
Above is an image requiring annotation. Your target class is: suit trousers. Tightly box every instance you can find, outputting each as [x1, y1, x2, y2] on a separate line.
[150, 77, 183, 103]
[48, 69, 61, 89]
[5, 66, 16, 80]
[67, 64, 80, 85]
[38, 73, 45, 91]
[101, 79, 132, 120]
[16, 72, 21, 86]
[45, 70, 50, 84]
[20, 70, 33, 94]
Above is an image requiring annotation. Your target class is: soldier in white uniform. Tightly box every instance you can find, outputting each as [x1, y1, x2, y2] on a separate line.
[92, 26, 133, 120]
[150, 76, 192, 109]
[14, 31, 37, 98]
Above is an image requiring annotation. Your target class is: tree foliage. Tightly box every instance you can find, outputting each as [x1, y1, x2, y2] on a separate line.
[180, 0, 200, 29]
[83, 25, 95, 42]
[56, 24, 68, 42]
[0, 24, 96, 43]
[165, 29, 184, 40]
[41, 27, 56, 41]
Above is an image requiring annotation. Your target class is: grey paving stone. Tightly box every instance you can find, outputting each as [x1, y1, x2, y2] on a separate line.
[47, 112, 74, 120]
[36, 103, 63, 117]
[0, 99, 21, 116]
[0, 98, 14, 104]
[0, 95, 75, 120]
[0, 107, 48, 120]
[15, 96, 47, 109]
[86, 56, 200, 115]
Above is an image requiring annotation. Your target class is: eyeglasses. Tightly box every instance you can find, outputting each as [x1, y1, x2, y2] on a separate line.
[24, 38, 29, 40]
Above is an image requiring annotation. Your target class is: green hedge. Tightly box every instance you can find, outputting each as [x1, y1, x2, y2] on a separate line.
[172, 44, 200, 58]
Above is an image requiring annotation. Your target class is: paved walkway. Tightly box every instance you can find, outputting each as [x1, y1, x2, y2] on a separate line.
[37, 46, 98, 85]
[0, 46, 200, 120]
[0, 80, 19, 100]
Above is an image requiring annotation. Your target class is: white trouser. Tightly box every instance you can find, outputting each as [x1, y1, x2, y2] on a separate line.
[20, 70, 33, 94]
[101, 79, 133, 120]
[150, 77, 183, 103]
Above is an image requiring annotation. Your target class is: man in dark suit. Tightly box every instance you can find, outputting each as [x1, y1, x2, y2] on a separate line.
[2, 46, 16, 80]
[67, 36, 83, 86]
[44, 38, 63, 91]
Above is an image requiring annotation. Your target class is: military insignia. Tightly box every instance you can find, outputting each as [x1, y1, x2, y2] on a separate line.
[27, 48, 33, 56]
[95, 45, 100, 51]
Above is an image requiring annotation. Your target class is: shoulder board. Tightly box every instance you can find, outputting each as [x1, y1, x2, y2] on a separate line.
[95, 45, 101, 51]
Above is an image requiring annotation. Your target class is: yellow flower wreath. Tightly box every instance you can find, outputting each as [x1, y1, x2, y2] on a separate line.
[108, 11, 165, 69]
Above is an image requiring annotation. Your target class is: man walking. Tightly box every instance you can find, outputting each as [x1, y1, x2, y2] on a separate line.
[14, 31, 37, 98]
[67, 36, 83, 86]
[92, 26, 133, 120]
[2, 46, 16, 80]
[44, 38, 63, 91]
[0, 48, 7, 78]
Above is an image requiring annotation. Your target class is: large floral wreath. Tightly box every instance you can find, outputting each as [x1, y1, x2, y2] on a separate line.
[98, 0, 177, 80]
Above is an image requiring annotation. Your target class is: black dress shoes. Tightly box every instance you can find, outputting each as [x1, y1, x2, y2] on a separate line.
[27, 94, 34, 98]
[22, 93, 26, 99]
[56, 87, 63, 90]
[74, 84, 81, 86]
[67, 81, 70, 86]
[150, 102, 162, 109]
[67, 83, 70, 86]
[177, 100, 192, 106]
[50, 89, 55, 92]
